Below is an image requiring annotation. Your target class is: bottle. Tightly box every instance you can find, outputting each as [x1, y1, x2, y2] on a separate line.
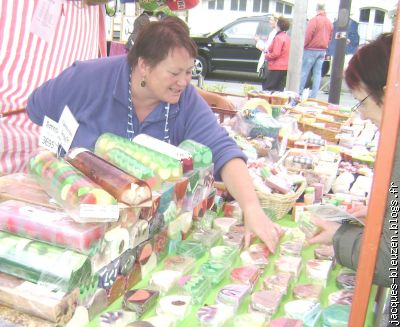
[304, 187, 315, 205]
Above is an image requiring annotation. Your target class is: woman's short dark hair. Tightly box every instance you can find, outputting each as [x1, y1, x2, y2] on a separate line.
[277, 17, 290, 32]
[345, 33, 392, 106]
[127, 16, 198, 69]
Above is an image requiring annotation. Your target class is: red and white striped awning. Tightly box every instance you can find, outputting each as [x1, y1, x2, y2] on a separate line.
[0, 1, 107, 174]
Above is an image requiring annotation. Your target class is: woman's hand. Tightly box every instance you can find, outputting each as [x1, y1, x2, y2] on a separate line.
[307, 216, 341, 245]
[348, 204, 368, 218]
[243, 205, 282, 253]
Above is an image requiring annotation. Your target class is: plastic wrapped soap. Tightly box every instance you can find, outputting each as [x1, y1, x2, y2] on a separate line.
[280, 240, 304, 257]
[176, 273, 211, 305]
[28, 150, 118, 222]
[66, 148, 151, 206]
[223, 231, 245, 250]
[213, 217, 238, 233]
[336, 269, 356, 289]
[192, 229, 221, 248]
[269, 317, 303, 327]
[149, 270, 182, 294]
[293, 284, 322, 302]
[99, 310, 137, 327]
[322, 304, 350, 327]
[328, 290, 354, 306]
[216, 283, 250, 309]
[230, 265, 260, 288]
[241, 243, 270, 268]
[314, 244, 335, 260]
[250, 290, 282, 317]
[95, 133, 183, 181]
[200, 260, 229, 286]
[156, 295, 191, 320]
[176, 240, 206, 259]
[163, 255, 196, 274]
[197, 304, 234, 327]
[179, 139, 213, 169]
[305, 259, 332, 285]
[298, 211, 320, 238]
[275, 255, 302, 278]
[284, 300, 321, 326]
[123, 289, 159, 317]
[210, 245, 239, 264]
[233, 312, 266, 327]
[263, 271, 292, 295]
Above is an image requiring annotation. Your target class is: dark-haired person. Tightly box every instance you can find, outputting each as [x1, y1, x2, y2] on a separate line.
[262, 16, 291, 91]
[27, 16, 281, 253]
[308, 33, 398, 289]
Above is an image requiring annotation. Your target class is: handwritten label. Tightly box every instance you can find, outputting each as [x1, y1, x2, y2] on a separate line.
[30, 0, 62, 43]
[39, 116, 60, 153]
[58, 106, 79, 152]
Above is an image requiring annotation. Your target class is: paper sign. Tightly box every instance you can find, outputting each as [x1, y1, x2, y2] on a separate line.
[30, 0, 63, 43]
[58, 106, 79, 152]
[39, 116, 60, 153]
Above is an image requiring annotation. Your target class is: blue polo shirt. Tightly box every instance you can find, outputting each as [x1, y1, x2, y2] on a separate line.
[27, 55, 246, 179]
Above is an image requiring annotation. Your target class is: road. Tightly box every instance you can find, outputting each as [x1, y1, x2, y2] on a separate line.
[194, 70, 357, 108]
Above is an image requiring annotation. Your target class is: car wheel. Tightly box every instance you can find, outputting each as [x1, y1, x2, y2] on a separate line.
[192, 55, 208, 78]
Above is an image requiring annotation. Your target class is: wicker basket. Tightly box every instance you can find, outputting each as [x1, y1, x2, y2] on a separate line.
[255, 181, 306, 221]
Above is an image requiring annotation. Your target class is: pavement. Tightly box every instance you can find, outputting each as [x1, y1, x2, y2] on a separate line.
[196, 70, 357, 108]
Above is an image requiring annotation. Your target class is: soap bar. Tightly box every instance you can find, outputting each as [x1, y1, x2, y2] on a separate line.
[176, 240, 206, 259]
[209, 245, 238, 264]
[179, 139, 212, 169]
[263, 271, 292, 295]
[200, 260, 229, 286]
[164, 255, 196, 274]
[0, 199, 105, 255]
[274, 255, 302, 278]
[222, 232, 244, 250]
[123, 289, 159, 317]
[293, 284, 322, 302]
[66, 148, 151, 206]
[197, 304, 234, 326]
[216, 283, 250, 309]
[336, 269, 356, 289]
[305, 259, 332, 285]
[192, 229, 221, 248]
[280, 240, 303, 257]
[314, 244, 335, 260]
[322, 304, 350, 327]
[177, 273, 211, 305]
[250, 290, 282, 316]
[99, 310, 136, 327]
[269, 317, 303, 327]
[156, 295, 191, 320]
[230, 265, 260, 288]
[328, 290, 354, 306]
[213, 217, 238, 233]
[149, 270, 182, 294]
[95, 133, 183, 181]
[240, 243, 270, 267]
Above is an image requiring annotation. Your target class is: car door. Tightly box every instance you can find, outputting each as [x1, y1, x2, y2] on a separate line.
[209, 20, 261, 72]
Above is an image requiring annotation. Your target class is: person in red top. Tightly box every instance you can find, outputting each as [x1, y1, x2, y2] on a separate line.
[299, 3, 333, 98]
[263, 16, 291, 92]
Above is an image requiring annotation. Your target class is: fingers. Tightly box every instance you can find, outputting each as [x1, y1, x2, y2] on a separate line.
[244, 230, 251, 248]
[257, 228, 277, 254]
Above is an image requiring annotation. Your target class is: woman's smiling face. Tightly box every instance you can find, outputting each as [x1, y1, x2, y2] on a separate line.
[144, 47, 195, 104]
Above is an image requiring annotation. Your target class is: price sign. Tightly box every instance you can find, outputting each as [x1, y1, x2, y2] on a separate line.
[39, 116, 60, 153]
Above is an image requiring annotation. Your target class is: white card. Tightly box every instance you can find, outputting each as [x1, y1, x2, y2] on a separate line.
[39, 116, 60, 153]
[58, 105, 79, 152]
[30, 0, 63, 43]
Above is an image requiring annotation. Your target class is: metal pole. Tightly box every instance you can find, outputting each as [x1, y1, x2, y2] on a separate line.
[286, 0, 308, 93]
[328, 0, 352, 104]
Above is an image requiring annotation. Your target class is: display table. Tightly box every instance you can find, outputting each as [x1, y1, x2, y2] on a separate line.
[86, 215, 377, 326]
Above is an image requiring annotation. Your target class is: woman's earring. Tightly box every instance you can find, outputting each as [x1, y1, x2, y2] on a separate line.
[140, 78, 146, 87]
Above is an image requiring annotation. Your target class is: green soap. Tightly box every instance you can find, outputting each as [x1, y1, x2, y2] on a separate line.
[322, 304, 350, 327]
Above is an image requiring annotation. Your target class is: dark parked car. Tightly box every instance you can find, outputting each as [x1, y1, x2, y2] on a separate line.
[191, 15, 330, 79]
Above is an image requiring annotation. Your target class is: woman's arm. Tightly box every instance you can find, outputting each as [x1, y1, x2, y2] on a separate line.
[220, 158, 282, 252]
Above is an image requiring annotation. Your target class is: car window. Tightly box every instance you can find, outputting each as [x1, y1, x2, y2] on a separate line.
[256, 20, 271, 38]
[224, 21, 259, 39]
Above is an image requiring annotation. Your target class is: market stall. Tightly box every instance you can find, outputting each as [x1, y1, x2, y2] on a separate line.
[0, 1, 398, 326]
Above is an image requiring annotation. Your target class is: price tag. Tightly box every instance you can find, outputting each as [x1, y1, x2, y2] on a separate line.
[58, 106, 79, 152]
[79, 204, 120, 221]
[39, 116, 60, 153]
[30, 0, 63, 43]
